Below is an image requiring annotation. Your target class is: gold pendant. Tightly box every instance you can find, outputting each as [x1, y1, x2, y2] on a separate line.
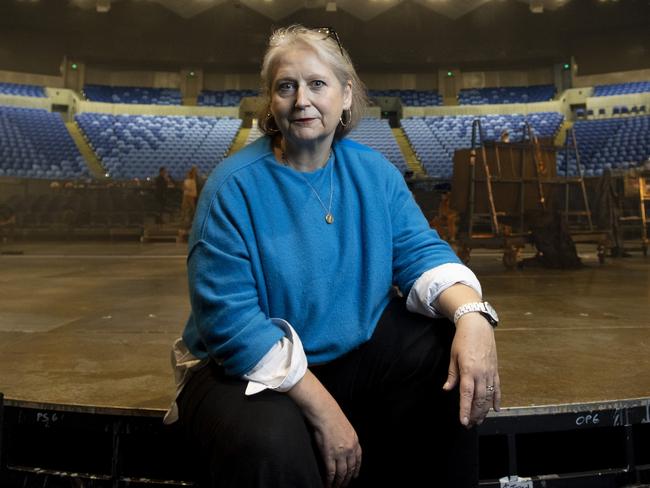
[325, 213, 334, 224]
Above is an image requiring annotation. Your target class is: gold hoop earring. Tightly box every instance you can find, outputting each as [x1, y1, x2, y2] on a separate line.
[339, 109, 351, 128]
[266, 112, 280, 134]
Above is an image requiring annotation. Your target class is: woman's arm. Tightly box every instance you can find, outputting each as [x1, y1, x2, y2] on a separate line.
[288, 370, 362, 488]
[436, 283, 501, 427]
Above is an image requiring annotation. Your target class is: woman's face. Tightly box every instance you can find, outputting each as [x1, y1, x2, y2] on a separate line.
[270, 46, 352, 150]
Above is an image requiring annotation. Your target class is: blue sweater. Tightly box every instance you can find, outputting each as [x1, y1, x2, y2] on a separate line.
[182, 136, 461, 376]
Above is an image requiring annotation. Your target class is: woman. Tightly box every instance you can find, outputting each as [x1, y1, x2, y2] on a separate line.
[181, 166, 198, 230]
[166, 25, 500, 488]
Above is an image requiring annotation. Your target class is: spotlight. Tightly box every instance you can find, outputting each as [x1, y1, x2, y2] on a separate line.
[96, 0, 110, 13]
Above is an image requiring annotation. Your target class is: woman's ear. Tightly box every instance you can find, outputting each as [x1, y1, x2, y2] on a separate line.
[343, 80, 352, 110]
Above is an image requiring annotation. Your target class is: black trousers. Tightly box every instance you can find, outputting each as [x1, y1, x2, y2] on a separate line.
[177, 297, 478, 487]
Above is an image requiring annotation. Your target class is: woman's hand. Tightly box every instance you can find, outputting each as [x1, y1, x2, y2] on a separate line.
[311, 401, 362, 488]
[443, 313, 500, 427]
[288, 369, 362, 487]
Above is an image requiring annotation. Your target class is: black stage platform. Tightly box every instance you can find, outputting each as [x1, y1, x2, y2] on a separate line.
[1, 242, 649, 487]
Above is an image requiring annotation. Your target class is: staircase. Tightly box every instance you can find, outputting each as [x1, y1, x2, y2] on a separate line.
[65, 121, 106, 179]
[392, 128, 426, 177]
[228, 127, 251, 156]
[555, 120, 573, 147]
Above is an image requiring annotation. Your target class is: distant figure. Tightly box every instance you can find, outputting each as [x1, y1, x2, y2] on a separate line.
[155, 166, 173, 223]
[500, 130, 510, 143]
[192, 165, 206, 197]
[0, 202, 16, 243]
[181, 166, 198, 231]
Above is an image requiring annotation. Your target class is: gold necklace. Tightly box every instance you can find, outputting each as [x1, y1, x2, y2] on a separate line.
[281, 151, 335, 224]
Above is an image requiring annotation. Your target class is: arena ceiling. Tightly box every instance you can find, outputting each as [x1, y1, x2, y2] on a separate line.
[68, 0, 571, 20]
[4, 0, 648, 75]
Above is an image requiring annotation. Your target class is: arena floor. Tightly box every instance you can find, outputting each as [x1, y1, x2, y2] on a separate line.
[0, 240, 649, 416]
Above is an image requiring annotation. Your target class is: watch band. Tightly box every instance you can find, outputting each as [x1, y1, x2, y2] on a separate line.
[453, 301, 499, 327]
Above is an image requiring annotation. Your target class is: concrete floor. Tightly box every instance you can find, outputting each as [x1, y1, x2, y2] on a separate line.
[0, 240, 648, 414]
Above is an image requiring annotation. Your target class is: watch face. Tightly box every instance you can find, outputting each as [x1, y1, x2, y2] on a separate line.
[484, 302, 499, 324]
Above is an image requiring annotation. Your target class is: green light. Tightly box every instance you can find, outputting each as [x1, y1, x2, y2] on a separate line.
[563, 63, 570, 70]
[447, 71, 453, 77]
[189, 71, 195, 77]
[71, 63, 78, 70]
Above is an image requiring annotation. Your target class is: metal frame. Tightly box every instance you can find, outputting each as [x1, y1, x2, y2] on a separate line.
[2, 396, 649, 487]
[478, 397, 650, 487]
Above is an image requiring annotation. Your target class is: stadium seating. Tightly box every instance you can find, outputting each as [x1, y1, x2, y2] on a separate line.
[592, 81, 650, 97]
[348, 118, 408, 172]
[0, 105, 89, 179]
[557, 114, 650, 177]
[368, 89, 443, 107]
[401, 112, 564, 178]
[198, 89, 259, 106]
[0, 81, 46, 98]
[75, 113, 242, 180]
[83, 84, 182, 105]
[458, 85, 556, 105]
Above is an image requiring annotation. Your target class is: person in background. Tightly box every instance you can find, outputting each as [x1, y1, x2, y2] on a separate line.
[154, 166, 173, 223]
[181, 166, 199, 232]
[166, 24, 500, 488]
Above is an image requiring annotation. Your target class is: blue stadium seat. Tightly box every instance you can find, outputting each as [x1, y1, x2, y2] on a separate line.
[457, 85, 556, 105]
[0, 105, 89, 179]
[83, 85, 182, 105]
[75, 112, 242, 180]
[0, 82, 46, 98]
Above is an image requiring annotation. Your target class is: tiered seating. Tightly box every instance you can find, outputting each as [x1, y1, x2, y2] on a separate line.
[401, 112, 564, 178]
[198, 89, 258, 106]
[348, 118, 407, 173]
[557, 115, 650, 177]
[458, 85, 556, 105]
[83, 84, 182, 105]
[0, 105, 89, 179]
[76, 113, 242, 180]
[592, 81, 650, 97]
[246, 125, 264, 145]
[0, 82, 46, 98]
[368, 89, 442, 106]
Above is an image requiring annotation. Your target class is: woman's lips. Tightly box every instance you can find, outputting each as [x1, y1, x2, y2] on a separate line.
[292, 118, 316, 123]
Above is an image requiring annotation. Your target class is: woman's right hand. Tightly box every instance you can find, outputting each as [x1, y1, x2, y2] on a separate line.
[288, 370, 362, 488]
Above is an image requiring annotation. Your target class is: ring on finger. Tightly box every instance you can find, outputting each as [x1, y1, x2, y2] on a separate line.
[486, 385, 495, 393]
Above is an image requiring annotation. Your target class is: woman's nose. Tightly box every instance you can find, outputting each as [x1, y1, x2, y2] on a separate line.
[294, 85, 310, 108]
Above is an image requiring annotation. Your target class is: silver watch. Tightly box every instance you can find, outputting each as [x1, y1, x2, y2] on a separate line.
[453, 301, 499, 327]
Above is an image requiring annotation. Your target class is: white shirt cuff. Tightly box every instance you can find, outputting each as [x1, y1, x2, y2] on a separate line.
[242, 318, 308, 396]
[405, 263, 482, 318]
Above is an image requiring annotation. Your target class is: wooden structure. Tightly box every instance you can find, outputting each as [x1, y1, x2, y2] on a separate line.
[618, 171, 650, 256]
[450, 122, 611, 267]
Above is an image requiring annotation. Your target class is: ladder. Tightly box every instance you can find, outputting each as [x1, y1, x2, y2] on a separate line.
[561, 128, 593, 231]
[467, 119, 500, 236]
[521, 122, 547, 211]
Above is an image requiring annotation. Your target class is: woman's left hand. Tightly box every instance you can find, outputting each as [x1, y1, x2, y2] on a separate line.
[443, 313, 500, 428]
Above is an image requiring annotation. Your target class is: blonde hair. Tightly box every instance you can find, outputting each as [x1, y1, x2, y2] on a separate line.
[257, 25, 368, 140]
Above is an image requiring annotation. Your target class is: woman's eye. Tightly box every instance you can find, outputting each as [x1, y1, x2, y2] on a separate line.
[278, 82, 295, 93]
[311, 80, 325, 88]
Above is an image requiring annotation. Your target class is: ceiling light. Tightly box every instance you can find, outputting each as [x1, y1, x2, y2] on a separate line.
[96, 0, 110, 13]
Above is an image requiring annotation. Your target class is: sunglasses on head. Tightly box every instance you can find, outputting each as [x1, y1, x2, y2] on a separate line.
[314, 27, 344, 57]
